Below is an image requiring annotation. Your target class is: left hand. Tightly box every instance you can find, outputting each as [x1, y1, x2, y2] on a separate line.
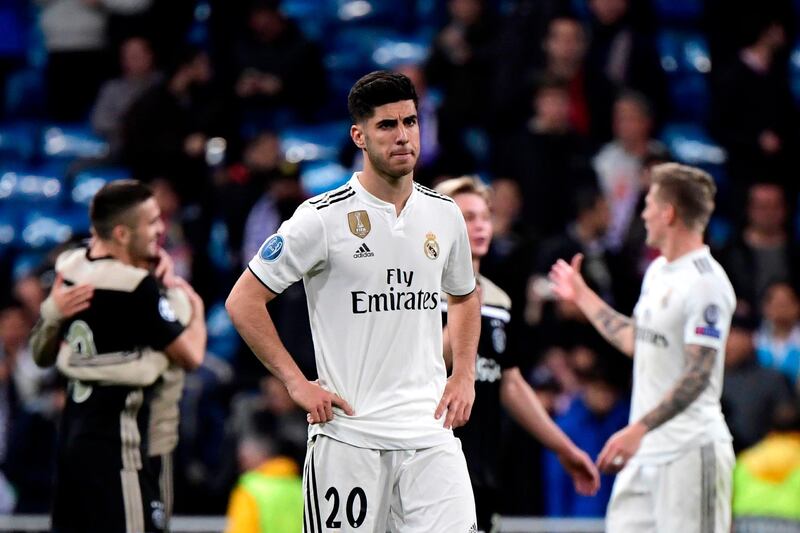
[154, 248, 177, 288]
[435, 374, 475, 429]
[596, 422, 647, 474]
[558, 446, 601, 496]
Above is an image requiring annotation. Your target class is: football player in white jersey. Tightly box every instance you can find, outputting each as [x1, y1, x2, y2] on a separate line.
[549, 163, 736, 533]
[226, 71, 482, 532]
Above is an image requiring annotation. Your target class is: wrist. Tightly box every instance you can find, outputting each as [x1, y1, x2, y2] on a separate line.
[40, 297, 64, 322]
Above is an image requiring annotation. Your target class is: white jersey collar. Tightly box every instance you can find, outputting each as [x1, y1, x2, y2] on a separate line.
[662, 245, 710, 271]
[349, 173, 417, 211]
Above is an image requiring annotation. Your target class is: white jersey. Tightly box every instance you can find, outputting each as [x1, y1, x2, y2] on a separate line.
[248, 174, 476, 450]
[631, 246, 734, 464]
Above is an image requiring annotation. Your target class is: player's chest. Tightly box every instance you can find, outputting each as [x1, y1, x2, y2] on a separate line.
[635, 279, 687, 340]
[325, 207, 451, 280]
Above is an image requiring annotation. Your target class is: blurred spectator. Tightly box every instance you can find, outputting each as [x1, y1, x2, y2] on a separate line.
[224, 432, 303, 533]
[722, 312, 795, 452]
[711, 14, 798, 198]
[543, 364, 629, 517]
[425, 0, 497, 173]
[593, 90, 665, 252]
[717, 183, 800, 312]
[0, 305, 30, 465]
[755, 282, 800, 387]
[239, 133, 302, 265]
[91, 36, 161, 151]
[123, 47, 233, 200]
[152, 178, 193, 281]
[37, 0, 153, 121]
[494, 77, 597, 240]
[732, 403, 800, 528]
[585, 0, 667, 121]
[536, 185, 613, 304]
[233, 0, 325, 128]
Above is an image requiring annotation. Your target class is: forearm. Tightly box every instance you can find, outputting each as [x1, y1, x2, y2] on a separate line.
[501, 370, 574, 454]
[576, 288, 634, 356]
[446, 291, 480, 381]
[637, 345, 716, 431]
[30, 296, 65, 367]
[227, 295, 306, 389]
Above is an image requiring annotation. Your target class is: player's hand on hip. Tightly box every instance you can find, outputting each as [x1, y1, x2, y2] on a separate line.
[558, 446, 601, 496]
[52, 274, 94, 317]
[596, 422, 646, 474]
[548, 253, 587, 302]
[435, 374, 475, 429]
[290, 380, 354, 425]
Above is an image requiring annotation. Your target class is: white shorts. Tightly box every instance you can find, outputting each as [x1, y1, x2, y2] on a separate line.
[302, 435, 476, 533]
[607, 441, 734, 533]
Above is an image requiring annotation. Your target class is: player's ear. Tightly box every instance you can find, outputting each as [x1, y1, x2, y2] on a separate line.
[350, 124, 366, 150]
[111, 223, 132, 246]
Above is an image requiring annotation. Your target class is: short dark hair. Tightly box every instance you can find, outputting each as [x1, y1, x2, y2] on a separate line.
[90, 180, 153, 240]
[651, 163, 716, 232]
[347, 71, 418, 123]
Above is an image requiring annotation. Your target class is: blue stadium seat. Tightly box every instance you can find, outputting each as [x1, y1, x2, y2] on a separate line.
[281, 121, 349, 164]
[41, 124, 109, 160]
[790, 40, 800, 106]
[205, 302, 241, 362]
[4, 68, 46, 118]
[70, 167, 131, 206]
[657, 31, 711, 120]
[660, 123, 726, 166]
[0, 121, 37, 164]
[371, 35, 430, 69]
[0, 167, 65, 205]
[0, 209, 18, 251]
[300, 160, 350, 196]
[327, 0, 413, 31]
[282, 0, 332, 41]
[19, 207, 87, 250]
[652, 0, 704, 24]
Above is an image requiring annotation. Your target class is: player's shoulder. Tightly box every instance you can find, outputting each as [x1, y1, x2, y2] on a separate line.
[413, 181, 455, 205]
[683, 251, 736, 304]
[57, 246, 149, 292]
[306, 181, 356, 212]
[479, 276, 512, 311]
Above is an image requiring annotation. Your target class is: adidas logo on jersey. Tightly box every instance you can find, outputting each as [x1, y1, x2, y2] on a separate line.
[353, 243, 374, 258]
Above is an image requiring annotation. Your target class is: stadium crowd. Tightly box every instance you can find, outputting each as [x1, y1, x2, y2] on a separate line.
[0, 0, 799, 526]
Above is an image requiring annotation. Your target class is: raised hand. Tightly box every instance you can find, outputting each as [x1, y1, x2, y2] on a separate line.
[548, 253, 587, 302]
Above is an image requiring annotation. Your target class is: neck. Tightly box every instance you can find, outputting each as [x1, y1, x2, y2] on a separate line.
[91, 239, 145, 268]
[772, 321, 794, 338]
[357, 167, 413, 215]
[621, 138, 649, 156]
[574, 220, 595, 244]
[549, 60, 579, 79]
[660, 229, 704, 262]
[472, 257, 480, 276]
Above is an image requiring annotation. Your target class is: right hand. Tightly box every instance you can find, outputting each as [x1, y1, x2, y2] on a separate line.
[548, 253, 587, 303]
[287, 380, 354, 425]
[52, 274, 94, 318]
[172, 277, 205, 318]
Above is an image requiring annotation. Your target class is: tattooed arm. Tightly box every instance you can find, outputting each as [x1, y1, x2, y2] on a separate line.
[639, 344, 717, 430]
[549, 254, 635, 356]
[596, 344, 718, 472]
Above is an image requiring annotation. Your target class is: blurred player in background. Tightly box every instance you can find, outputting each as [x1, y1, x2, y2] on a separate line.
[436, 176, 600, 531]
[227, 70, 481, 532]
[550, 163, 736, 533]
[30, 180, 206, 533]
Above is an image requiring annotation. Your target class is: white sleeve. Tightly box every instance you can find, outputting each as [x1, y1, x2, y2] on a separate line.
[247, 204, 328, 294]
[441, 205, 476, 296]
[683, 277, 733, 350]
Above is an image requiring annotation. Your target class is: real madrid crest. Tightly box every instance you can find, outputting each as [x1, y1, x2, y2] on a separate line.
[424, 232, 439, 260]
[348, 210, 371, 239]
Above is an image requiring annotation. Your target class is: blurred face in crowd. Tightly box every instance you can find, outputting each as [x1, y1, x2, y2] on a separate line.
[583, 196, 612, 238]
[641, 184, 672, 249]
[125, 198, 165, 264]
[725, 326, 754, 367]
[763, 283, 800, 328]
[396, 64, 426, 96]
[748, 184, 786, 235]
[613, 97, 651, 145]
[544, 18, 586, 66]
[352, 100, 419, 181]
[583, 379, 618, 416]
[249, 7, 284, 41]
[448, 0, 482, 25]
[589, 0, 629, 26]
[0, 307, 30, 355]
[245, 133, 281, 171]
[121, 37, 154, 78]
[454, 192, 492, 261]
[534, 87, 571, 131]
